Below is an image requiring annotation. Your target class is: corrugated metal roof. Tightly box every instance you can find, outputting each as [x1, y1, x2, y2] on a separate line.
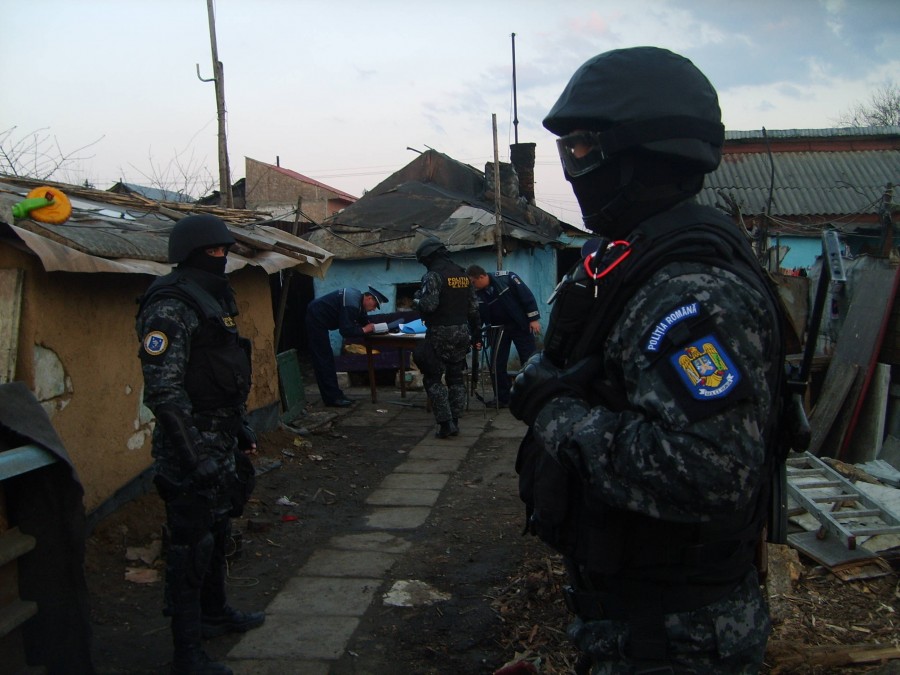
[698, 149, 900, 217]
[725, 126, 900, 141]
[109, 181, 195, 203]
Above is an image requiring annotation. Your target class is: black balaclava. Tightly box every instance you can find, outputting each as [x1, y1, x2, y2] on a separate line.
[569, 150, 705, 239]
[180, 248, 230, 297]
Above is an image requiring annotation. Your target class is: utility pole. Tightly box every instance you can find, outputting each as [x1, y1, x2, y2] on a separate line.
[492, 113, 503, 270]
[511, 33, 519, 145]
[203, 0, 233, 208]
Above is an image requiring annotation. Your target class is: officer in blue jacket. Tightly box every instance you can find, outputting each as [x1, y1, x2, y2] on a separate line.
[306, 286, 389, 407]
[466, 264, 541, 407]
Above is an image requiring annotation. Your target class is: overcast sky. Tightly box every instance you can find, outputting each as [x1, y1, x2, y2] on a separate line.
[2, 0, 898, 224]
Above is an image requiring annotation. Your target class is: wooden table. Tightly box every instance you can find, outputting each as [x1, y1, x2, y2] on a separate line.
[363, 333, 425, 403]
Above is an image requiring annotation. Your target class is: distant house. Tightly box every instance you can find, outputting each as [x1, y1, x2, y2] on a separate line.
[108, 180, 196, 204]
[300, 148, 576, 369]
[244, 157, 357, 226]
[1, 175, 332, 516]
[196, 177, 247, 209]
[699, 126, 900, 270]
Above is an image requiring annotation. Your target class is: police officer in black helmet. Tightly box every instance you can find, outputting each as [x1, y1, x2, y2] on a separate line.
[136, 214, 265, 674]
[412, 236, 481, 438]
[510, 48, 785, 673]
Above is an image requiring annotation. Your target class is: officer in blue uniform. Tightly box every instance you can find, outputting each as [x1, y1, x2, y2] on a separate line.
[466, 264, 541, 407]
[306, 286, 389, 407]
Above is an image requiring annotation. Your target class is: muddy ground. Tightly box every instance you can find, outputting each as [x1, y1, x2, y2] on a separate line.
[85, 386, 899, 674]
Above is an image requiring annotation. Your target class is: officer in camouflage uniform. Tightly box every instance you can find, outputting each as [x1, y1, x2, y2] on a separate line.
[510, 48, 785, 674]
[136, 214, 265, 675]
[412, 237, 481, 438]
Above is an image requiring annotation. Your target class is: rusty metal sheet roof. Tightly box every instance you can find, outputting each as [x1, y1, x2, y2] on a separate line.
[0, 176, 333, 277]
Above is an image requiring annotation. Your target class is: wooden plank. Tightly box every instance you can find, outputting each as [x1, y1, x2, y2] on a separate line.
[787, 530, 877, 567]
[809, 362, 858, 456]
[0, 269, 24, 384]
[844, 362, 890, 463]
[837, 260, 900, 459]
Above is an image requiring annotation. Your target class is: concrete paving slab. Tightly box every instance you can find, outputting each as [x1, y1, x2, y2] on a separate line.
[265, 576, 381, 615]
[408, 444, 469, 460]
[393, 458, 460, 474]
[365, 487, 441, 507]
[230, 659, 331, 675]
[301, 549, 399, 577]
[340, 415, 395, 427]
[327, 531, 413, 553]
[228, 614, 358, 660]
[455, 424, 487, 437]
[418, 433, 471, 446]
[379, 473, 449, 491]
[364, 506, 431, 529]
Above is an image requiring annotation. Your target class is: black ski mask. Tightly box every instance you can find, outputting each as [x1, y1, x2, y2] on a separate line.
[184, 248, 228, 277]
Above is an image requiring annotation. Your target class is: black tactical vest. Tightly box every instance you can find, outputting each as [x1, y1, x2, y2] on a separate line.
[138, 270, 251, 412]
[423, 257, 472, 327]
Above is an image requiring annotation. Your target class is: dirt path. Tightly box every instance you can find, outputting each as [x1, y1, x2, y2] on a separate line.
[86, 398, 899, 674]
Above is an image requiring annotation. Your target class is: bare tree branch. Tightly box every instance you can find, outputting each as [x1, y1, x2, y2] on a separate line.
[0, 126, 104, 180]
[123, 144, 216, 202]
[836, 82, 900, 127]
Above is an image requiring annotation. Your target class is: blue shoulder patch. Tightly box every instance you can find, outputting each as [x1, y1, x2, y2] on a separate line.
[143, 330, 169, 356]
[669, 334, 742, 401]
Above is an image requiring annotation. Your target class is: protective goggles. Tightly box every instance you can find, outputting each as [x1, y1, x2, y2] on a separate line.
[555, 131, 611, 178]
[555, 116, 725, 178]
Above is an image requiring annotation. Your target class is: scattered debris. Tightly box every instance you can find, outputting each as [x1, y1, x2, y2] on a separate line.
[275, 496, 298, 507]
[858, 459, 900, 487]
[124, 567, 160, 584]
[125, 539, 162, 566]
[253, 457, 283, 475]
[383, 580, 451, 607]
[245, 519, 271, 533]
[293, 437, 313, 451]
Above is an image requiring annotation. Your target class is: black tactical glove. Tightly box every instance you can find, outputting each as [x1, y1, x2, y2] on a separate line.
[509, 353, 603, 427]
[236, 421, 257, 451]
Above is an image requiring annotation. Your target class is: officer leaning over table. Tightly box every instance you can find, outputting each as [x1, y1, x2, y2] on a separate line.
[306, 285, 389, 407]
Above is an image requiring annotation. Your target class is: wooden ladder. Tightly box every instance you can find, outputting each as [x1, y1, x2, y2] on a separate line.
[785, 451, 900, 550]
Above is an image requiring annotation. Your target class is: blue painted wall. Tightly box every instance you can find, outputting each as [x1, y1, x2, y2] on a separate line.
[772, 236, 822, 270]
[313, 246, 558, 368]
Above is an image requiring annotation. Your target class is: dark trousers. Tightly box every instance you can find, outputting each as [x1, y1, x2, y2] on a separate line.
[161, 489, 230, 656]
[307, 320, 343, 404]
[488, 324, 536, 403]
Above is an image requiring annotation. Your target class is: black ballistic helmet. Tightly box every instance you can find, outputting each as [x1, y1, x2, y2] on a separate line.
[544, 46, 724, 175]
[168, 214, 236, 264]
[415, 236, 446, 263]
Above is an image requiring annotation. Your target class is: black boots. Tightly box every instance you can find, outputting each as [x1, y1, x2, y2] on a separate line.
[435, 420, 459, 438]
[171, 608, 233, 675]
[201, 605, 266, 638]
[171, 646, 233, 675]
